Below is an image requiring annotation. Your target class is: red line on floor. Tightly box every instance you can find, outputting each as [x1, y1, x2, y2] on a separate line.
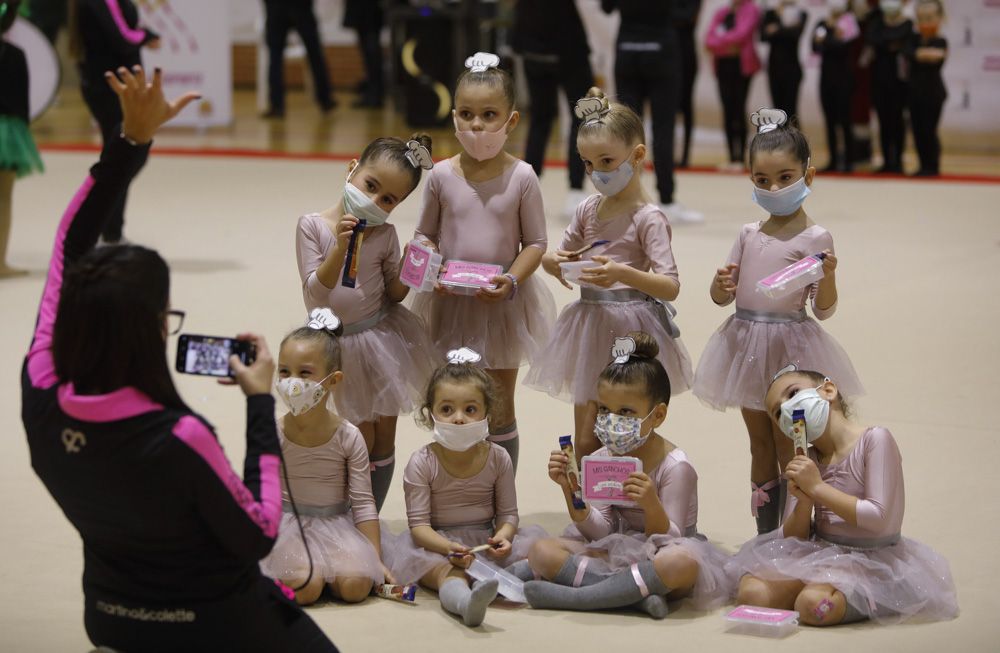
[39, 143, 1000, 184]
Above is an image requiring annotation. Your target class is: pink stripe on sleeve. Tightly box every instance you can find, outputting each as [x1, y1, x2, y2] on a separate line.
[172, 416, 281, 538]
[27, 177, 96, 389]
[104, 0, 147, 44]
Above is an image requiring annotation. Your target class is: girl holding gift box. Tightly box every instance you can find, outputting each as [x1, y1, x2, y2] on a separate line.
[294, 135, 437, 511]
[692, 109, 863, 536]
[411, 52, 556, 472]
[518, 333, 731, 619]
[381, 349, 545, 627]
[728, 366, 958, 625]
[525, 89, 693, 460]
[260, 309, 390, 605]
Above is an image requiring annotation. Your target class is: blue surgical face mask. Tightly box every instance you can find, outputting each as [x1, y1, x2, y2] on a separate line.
[590, 152, 637, 197]
[752, 166, 812, 216]
[343, 168, 390, 226]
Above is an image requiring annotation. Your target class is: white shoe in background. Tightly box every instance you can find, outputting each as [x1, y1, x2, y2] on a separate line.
[563, 189, 588, 219]
[660, 202, 704, 225]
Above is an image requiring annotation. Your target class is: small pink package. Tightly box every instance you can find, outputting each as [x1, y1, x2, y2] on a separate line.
[439, 260, 503, 295]
[580, 456, 642, 506]
[725, 605, 799, 637]
[755, 253, 825, 299]
[399, 240, 443, 293]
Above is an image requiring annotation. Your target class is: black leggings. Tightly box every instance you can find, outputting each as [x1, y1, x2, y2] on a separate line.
[715, 57, 750, 164]
[820, 79, 855, 169]
[84, 576, 338, 653]
[522, 56, 594, 190]
[264, 0, 333, 111]
[676, 26, 698, 167]
[909, 91, 945, 174]
[80, 75, 140, 242]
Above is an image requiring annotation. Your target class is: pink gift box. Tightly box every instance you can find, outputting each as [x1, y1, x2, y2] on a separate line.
[439, 260, 503, 295]
[725, 605, 799, 637]
[580, 456, 642, 506]
[398, 240, 442, 293]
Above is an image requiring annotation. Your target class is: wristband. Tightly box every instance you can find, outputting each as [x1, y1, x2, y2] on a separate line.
[502, 272, 518, 300]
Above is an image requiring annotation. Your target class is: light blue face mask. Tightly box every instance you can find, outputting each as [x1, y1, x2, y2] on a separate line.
[752, 170, 812, 216]
[591, 159, 634, 197]
[343, 169, 390, 226]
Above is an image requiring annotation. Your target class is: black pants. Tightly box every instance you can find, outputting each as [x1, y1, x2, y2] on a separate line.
[85, 576, 338, 653]
[716, 57, 750, 164]
[522, 56, 594, 190]
[80, 75, 139, 242]
[676, 26, 698, 167]
[615, 44, 680, 204]
[768, 64, 801, 123]
[820, 78, 855, 169]
[871, 66, 907, 171]
[354, 25, 384, 102]
[909, 90, 945, 174]
[264, 0, 333, 111]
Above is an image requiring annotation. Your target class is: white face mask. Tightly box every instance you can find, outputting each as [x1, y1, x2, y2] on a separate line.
[752, 174, 811, 216]
[432, 417, 490, 452]
[880, 0, 902, 15]
[343, 171, 391, 226]
[276, 373, 334, 416]
[590, 154, 636, 197]
[594, 408, 655, 455]
[778, 385, 831, 442]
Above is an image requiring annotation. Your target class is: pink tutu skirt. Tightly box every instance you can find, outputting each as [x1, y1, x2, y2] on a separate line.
[559, 525, 735, 611]
[334, 304, 437, 424]
[524, 299, 693, 403]
[726, 530, 958, 623]
[259, 512, 382, 584]
[693, 312, 864, 411]
[381, 523, 548, 586]
[410, 275, 556, 369]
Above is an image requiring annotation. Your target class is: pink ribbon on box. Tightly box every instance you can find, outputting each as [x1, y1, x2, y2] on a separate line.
[750, 479, 780, 517]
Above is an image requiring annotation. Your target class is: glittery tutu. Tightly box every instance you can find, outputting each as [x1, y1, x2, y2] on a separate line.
[0, 116, 44, 178]
[333, 303, 437, 424]
[259, 512, 382, 584]
[558, 525, 735, 611]
[725, 530, 958, 623]
[381, 524, 548, 586]
[692, 313, 864, 411]
[410, 274, 556, 369]
[524, 298, 693, 403]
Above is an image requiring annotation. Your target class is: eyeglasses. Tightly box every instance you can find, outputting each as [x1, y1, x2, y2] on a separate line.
[166, 310, 186, 336]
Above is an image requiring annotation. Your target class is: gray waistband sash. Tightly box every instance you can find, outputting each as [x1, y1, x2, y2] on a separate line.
[818, 532, 901, 550]
[435, 520, 495, 532]
[342, 306, 390, 336]
[284, 500, 352, 518]
[580, 288, 681, 338]
[734, 308, 807, 323]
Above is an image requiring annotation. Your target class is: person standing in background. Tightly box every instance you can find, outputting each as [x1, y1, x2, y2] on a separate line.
[344, 0, 383, 108]
[865, 0, 913, 173]
[905, 0, 947, 177]
[262, 0, 335, 118]
[673, 0, 701, 169]
[760, 0, 806, 122]
[68, 0, 159, 246]
[602, 0, 703, 224]
[511, 0, 595, 219]
[813, 0, 861, 172]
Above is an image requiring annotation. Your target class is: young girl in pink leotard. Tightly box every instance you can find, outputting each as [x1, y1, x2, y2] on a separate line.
[381, 349, 545, 627]
[728, 367, 957, 625]
[692, 108, 863, 535]
[411, 52, 556, 473]
[295, 134, 437, 511]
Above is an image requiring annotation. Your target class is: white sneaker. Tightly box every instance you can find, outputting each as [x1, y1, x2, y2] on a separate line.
[563, 189, 588, 219]
[660, 202, 704, 225]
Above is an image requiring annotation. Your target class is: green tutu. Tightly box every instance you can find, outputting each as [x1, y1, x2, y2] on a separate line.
[0, 115, 44, 178]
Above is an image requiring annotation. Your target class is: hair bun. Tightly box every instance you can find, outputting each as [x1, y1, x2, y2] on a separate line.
[626, 331, 659, 360]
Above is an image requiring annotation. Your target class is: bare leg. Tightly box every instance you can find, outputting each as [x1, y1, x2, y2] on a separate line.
[357, 421, 376, 454]
[528, 538, 576, 580]
[0, 171, 26, 278]
[652, 547, 700, 600]
[329, 576, 374, 604]
[772, 419, 794, 473]
[371, 416, 397, 460]
[736, 574, 804, 610]
[574, 401, 599, 461]
[486, 368, 520, 471]
[795, 583, 849, 627]
[284, 573, 325, 606]
[741, 407, 778, 484]
[420, 561, 468, 592]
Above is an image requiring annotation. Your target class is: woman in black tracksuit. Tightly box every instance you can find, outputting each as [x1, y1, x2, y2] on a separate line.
[813, 5, 861, 171]
[865, 3, 913, 173]
[21, 68, 337, 653]
[673, 0, 701, 168]
[760, 0, 806, 122]
[69, 0, 158, 244]
[906, 0, 948, 176]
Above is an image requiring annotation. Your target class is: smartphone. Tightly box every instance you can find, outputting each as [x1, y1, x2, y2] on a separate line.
[175, 334, 256, 378]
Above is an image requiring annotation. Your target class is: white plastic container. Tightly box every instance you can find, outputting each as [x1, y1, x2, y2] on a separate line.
[467, 558, 526, 604]
[755, 253, 825, 299]
[398, 240, 443, 293]
[560, 260, 602, 289]
[725, 605, 799, 637]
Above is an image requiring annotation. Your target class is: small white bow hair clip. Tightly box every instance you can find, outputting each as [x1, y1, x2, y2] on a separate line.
[405, 140, 434, 170]
[771, 363, 831, 384]
[307, 307, 342, 334]
[465, 52, 501, 73]
[610, 337, 636, 365]
[574, 96, 611, 125]
[446, 347, 482, 365]
[751, 108, 788, 134]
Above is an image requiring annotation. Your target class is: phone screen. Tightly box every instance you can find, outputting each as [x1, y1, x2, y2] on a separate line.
[176, 335, 248, 377]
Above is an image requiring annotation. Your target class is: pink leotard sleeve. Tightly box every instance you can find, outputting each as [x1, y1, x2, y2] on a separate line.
[558, 200, 590, 253]
[492, 448, 519, 528]
[343, 424, 379, 524]
[808, 229, 836, 320]
[518, 168, 547, 253]
[403, 447, 435, 528]
[381, 225, 402, 289]
[413, 164, 443, 247]
[855, 427, 904, 534]
[636, 207, 679, 282]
